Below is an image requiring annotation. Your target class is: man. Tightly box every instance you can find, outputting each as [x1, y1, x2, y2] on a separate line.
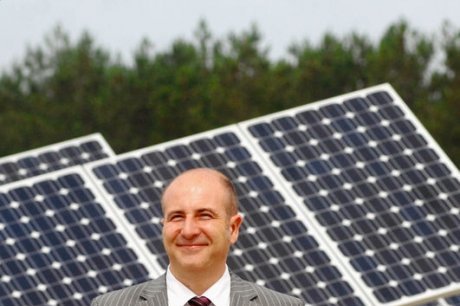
[91, 168, 304, 306]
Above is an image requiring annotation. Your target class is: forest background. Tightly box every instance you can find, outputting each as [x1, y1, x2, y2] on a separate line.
[0, 20, 459, 167]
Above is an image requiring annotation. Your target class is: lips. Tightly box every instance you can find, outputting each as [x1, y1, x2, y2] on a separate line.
[176, 242, 209, 251]
[177, 243, 208, 247]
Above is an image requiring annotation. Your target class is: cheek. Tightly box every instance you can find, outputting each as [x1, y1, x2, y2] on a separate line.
[163, 225, 179, 241]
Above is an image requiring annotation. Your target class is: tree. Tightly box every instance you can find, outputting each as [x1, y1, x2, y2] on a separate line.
[425, 23, 460, 166]
[0, 20, 458, 167]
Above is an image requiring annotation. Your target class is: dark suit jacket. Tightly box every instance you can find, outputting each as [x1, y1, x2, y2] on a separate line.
[91, 272, 304, 305]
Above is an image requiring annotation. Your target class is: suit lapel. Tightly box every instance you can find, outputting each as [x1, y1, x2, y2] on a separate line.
[140, 274, 168, 305]
[229, 273, 258, 306]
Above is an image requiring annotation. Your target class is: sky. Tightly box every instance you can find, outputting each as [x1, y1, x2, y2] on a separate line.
[1, 0, 460, 72]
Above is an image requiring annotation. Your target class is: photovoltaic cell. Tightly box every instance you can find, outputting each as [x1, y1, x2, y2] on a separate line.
[0, 167, 155, 306]
[240, 84, 460, 305]
[0, 134, 115, 186]
[87, 126, 369, 305]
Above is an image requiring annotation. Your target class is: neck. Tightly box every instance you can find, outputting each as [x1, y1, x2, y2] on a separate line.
[170, 265, 226, 295]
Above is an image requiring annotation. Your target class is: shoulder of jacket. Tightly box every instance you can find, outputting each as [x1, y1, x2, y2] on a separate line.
[252, 283, 303, 304]
[91, 280, 155, 305]
[231, 273, 304, 305]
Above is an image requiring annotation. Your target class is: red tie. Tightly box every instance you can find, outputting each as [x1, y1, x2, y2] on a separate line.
[187, 296, 212, 306]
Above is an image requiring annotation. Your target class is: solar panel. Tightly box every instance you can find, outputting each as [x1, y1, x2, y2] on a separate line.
[0, 133, 115, 186]
[239, 84, 460, 305]
[86, 126, 371, 305]
[0, 167, 158, 306]
[2, 84, 459, 305]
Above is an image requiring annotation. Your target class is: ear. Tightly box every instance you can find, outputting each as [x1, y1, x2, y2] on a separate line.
[229, 213, 243, 244]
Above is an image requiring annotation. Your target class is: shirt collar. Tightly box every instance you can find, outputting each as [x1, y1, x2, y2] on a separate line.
[166, 265, 231, 306]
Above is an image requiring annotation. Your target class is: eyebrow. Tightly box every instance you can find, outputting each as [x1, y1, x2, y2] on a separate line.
[196, 208, 218, 216]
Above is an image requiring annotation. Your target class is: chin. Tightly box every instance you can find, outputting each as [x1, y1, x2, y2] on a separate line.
[177, 258, 213, 272]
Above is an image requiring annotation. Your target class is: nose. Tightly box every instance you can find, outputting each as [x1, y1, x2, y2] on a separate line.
[181, 217, 200, 239]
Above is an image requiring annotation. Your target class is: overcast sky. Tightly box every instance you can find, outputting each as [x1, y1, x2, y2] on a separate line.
[1, 0, 460, 72]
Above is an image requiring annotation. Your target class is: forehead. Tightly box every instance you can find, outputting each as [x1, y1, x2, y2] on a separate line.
[162, 172, 229, 212]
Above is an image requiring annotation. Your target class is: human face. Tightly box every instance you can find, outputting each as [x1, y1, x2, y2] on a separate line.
[162, 171, 242, 276]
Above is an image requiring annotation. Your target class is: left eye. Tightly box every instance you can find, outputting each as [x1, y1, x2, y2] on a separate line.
[169, 215, 184, 221]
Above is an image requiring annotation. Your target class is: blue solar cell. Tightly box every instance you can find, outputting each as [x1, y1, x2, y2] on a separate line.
[375, 175, 402, 191]
[413, 184, 439, 199]
[17, 156, 40, 170]
[0, 162, 19, 175]
[363, 269, 390, 288]
[140, 151, 168, 166]
[400, 205, 427, 221]
[188, 138, 217, 153]
[248, 122, 275, 138]
[376, 139, 404, 156]
[306, 159, 333, 175]
[343, 97, 370, 112]
[367, 90, 394, 105]
[355, 111, 382, 126]
[271, 151, 297, 168]
[283, 130, 309, 146]
[259, 137, 285, 152]
[117, 158, 144, 173]
[401, 133, 428, 149]
[295, 109, 323, 125]
[317, 175, 343, 190]
[389, 264, 413, 280]
[308, 124, 335, 139]
[375, 249, 402, 266]
[355, 147, 380, 162]
[295, 144, 322, 160]
[446, 295, 460, 305]
[426, 162, 452, 178]
[328, 225, 354, 242]
[438, 177, 460, 193]
[259, 226, 282, 241]
[320, 103, 347, 118]
[165, 144, 193, 160]
[271, 205, 296, 219]
[399, 278, 425, 296]
[339, 241, 366, 257]
[319, 138, 347, 155]
[272, 116, 299, 131]
[330, 121, 356, 138]
[127, 172, 156, 188]
[378, 104, 405, 120]
[413, 147, 440, 164]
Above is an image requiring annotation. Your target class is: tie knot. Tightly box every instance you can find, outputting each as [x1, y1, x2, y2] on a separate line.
[187, 296, 212, 306]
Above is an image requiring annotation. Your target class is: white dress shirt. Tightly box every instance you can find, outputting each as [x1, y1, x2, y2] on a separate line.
[166, 265, 231, 306]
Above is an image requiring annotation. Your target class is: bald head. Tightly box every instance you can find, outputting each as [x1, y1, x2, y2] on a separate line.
[161, 168, 239, 217]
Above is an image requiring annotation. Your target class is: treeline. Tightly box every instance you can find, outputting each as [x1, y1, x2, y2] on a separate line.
[0, 20, 459, 167]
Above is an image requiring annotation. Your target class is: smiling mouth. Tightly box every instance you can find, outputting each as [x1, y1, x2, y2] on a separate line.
[178, 243, 207, 247]
[177, 243, 208, 251]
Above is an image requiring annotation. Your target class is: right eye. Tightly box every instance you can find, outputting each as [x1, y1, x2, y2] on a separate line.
[168, 214, 184, 222]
